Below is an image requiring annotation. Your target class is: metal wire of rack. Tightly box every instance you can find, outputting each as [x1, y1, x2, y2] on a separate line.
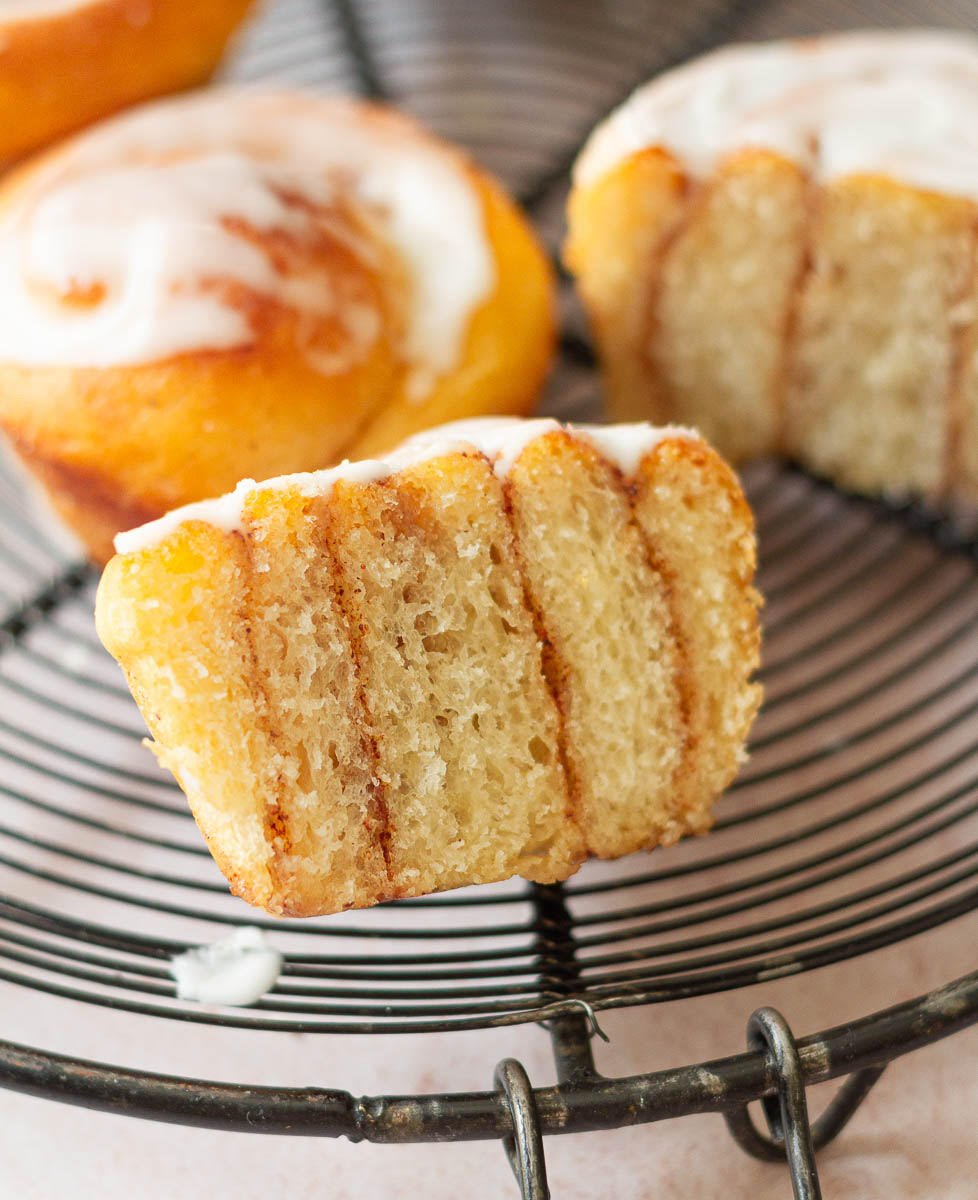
[2, 2, 978, 1197]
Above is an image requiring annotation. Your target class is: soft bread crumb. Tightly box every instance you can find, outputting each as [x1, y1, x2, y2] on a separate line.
[96, 422, 762, 915]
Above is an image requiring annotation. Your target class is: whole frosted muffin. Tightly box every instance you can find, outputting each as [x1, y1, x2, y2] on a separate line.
[0, 89, 554, 561]
[96, 418, 762, 916]
[566, 30, 978, 503]
[0, 0, 253, 164]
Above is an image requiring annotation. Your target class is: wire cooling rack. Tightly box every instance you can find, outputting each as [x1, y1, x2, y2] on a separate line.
[2, 3, 978, 1198]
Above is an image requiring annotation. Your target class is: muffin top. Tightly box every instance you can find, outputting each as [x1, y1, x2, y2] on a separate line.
[575, 30, 978, 200]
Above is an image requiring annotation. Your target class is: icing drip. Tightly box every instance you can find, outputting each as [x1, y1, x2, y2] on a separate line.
[574, 30, 978, 201]
[399, 417, 699, 477]
[170, 927, 282, 1007]
[113, 418, 700, 555]
[0, 90, 494, 392]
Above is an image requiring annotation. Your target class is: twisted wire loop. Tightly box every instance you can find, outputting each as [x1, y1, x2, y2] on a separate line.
[724, 1008, 823, 1200]
[494, 1059, 551, 1200]
[726, 1005, 889, 1194]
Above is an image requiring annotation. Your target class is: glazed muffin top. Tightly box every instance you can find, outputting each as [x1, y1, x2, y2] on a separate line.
[0, 88, 494, 396]
[575, 30, 978, 200]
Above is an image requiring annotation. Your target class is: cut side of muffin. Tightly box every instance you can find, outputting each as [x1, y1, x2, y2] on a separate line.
[503, 429, 687, 856]
[236, 486, 391, 914]
[324, 452, 584, 899]
[566, 31, 978, 508]
[631, 435, 762, 834]
[649, 151, 809, 462]
[785, 178, 975, 496]
[96, 418, 762, 916]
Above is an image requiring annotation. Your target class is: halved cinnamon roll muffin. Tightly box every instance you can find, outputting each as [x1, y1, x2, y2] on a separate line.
[566, 30, 978, 504]
[96, 418, 762, 916]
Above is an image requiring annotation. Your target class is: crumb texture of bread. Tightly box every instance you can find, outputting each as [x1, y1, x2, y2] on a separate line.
[786, 179, 974, 496]
[633, 438, 762, 834]
[649, 152, 807, 462]
[238, 487, 389, 915]
[326, 454, 584, 898]
[504, 432, 687, 856]
[96, 422, 762, 915]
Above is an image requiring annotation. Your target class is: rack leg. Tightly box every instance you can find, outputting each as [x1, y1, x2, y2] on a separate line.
[726, 1008, 822, 1200]
[724, 1007, 887, 1199]
[546, 1005, 598, 1085]
[495, 1058, 551, 1200]
[531, 884, 599, 1084]
[809, 1064, 887, 1147]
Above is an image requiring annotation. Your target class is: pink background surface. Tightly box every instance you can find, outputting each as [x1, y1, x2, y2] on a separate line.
[4, 0, 978, 1195]
[2, 913, 975, 1197]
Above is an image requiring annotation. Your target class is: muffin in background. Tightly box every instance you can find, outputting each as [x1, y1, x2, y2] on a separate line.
[0, 88, 555, 561]
[566, 30, 978, 505]
[0, 0, 254, 165]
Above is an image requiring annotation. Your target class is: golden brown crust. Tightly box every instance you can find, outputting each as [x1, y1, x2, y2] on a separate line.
[3, 428, 160, 562]
[97, 521, 280, 912]
[564, 148, 687, 425]
[0, 0, 254, 164]
[342, 170, 556, 458]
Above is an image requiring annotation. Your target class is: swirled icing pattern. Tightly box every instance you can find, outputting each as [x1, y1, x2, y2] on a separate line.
[0, 89, 494, 395]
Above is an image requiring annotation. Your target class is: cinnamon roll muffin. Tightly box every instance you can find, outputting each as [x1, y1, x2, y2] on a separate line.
[0, 0, 253, 164]
[0, 89, 554, 560]
[96, 418, 761, 916]
[566, 30, 978, 504]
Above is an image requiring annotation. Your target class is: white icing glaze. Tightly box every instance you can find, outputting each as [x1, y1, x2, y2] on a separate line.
[0, 89, 494, 392]
[170, 926, 282, 1007]
[572, 422, 700, 477]
[574, 30, 978, 201]
[113, 418, 701, 555]
[398, 417, 562, 475]
[113, 459, 393, 555]
[402, 416, 700, 476]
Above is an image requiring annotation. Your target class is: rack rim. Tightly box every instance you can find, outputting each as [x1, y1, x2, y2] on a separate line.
[0, 964, 974, 1140]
